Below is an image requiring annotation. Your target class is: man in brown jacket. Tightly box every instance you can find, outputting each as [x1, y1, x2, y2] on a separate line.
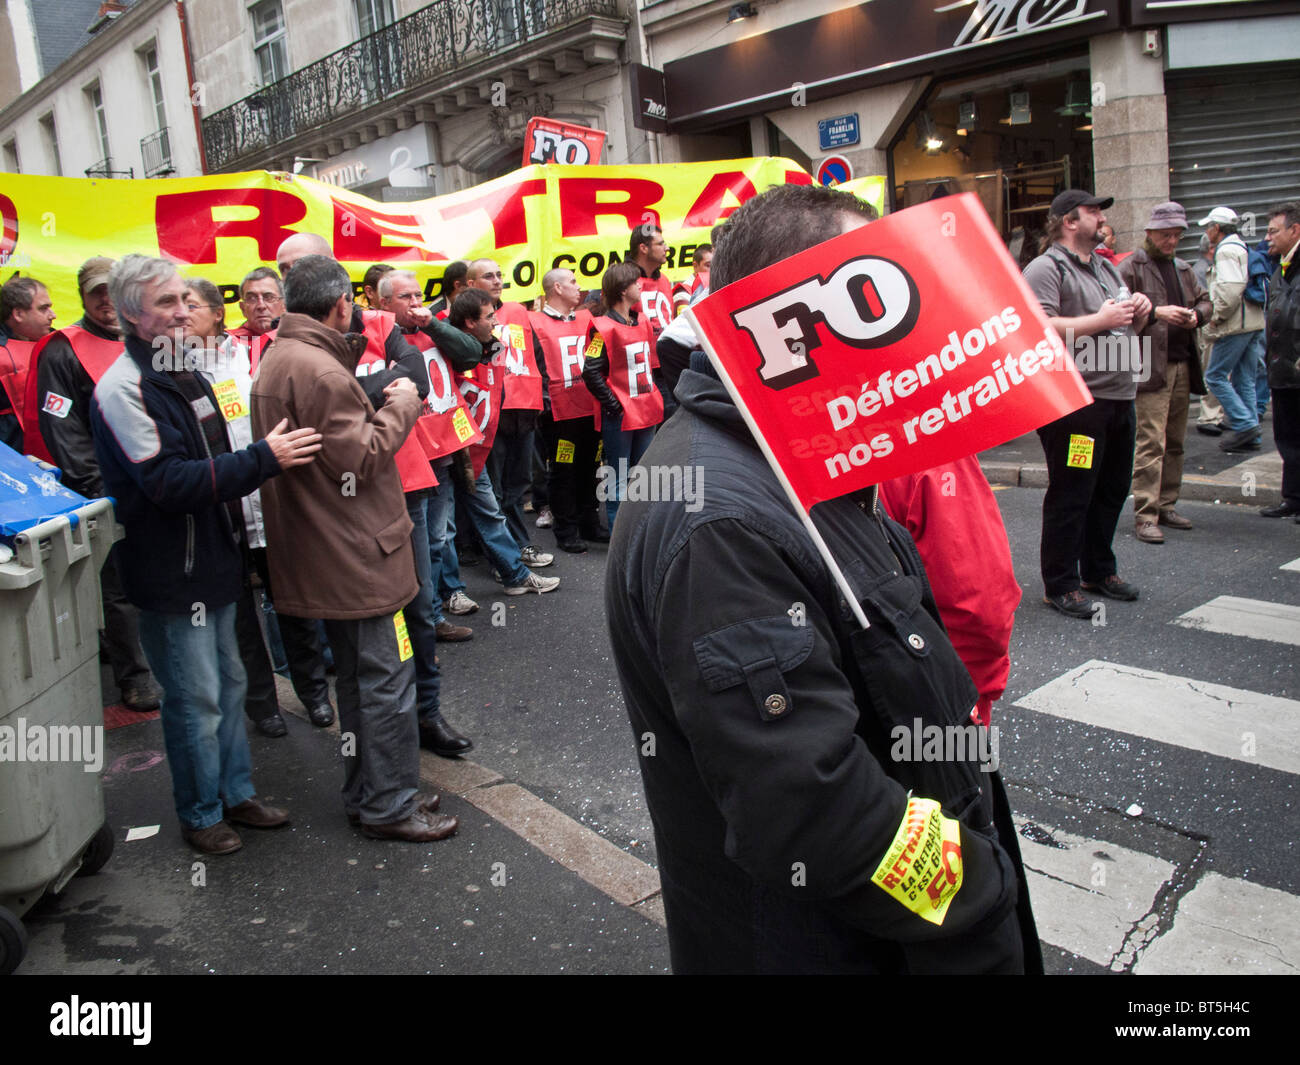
[250, 255, 457, 842]
[1120, 201, 1213, 544]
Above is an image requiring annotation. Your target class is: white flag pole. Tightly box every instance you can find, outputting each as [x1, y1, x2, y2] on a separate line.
[683, 307, 871, 632]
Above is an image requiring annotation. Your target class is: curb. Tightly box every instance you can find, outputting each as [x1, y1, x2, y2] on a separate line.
[979, 460, 1282, 506]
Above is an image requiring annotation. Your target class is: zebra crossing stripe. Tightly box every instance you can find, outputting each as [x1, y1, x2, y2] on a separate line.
[1172, 595, 1300, 647]
[1015, 660, 1300, 775]
[1014, 816, 1173, 969]
[1133, 872, 1300, 975]
[1281, 557, 1300, 573]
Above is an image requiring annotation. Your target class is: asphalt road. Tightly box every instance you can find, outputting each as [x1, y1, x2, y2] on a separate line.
[16, 480, 1299, 976]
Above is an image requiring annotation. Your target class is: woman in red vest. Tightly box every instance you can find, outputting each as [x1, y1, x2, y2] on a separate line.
[583, 262, 664, 530]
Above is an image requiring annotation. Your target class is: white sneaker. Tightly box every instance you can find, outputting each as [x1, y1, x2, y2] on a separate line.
[443, 590, 479, 615]
[520, 546, 553, 568]
[504, 572, 560, 596]
[535, 506, 554, 529]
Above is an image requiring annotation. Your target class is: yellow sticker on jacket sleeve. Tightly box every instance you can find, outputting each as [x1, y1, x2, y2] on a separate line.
[394, 609, 413, 662]
[1067, 433, 1095, 469]
[555, 439, 575, 464]
[584, 334, 604, 359]
[212, 378, 248, 422]
[871, 797, 964, 925]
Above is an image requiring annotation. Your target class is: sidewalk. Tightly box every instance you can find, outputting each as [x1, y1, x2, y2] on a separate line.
[18, 681, 670, 975]
[980, 401, 1283, 506]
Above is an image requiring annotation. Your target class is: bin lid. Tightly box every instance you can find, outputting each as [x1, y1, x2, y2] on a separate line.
[0, 442, 92, 540]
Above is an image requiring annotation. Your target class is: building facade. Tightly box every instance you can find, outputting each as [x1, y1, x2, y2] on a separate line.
[188, 0, 642, 199]
[0, 0, 203, 180]
[647, 0, 1300, 255]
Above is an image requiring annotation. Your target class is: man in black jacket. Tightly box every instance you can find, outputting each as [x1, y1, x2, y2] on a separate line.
[1261, 201, 1300, 521]
[604, 184, 1041, 974]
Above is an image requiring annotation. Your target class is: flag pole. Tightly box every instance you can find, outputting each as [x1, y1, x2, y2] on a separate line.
[684, 308, 871, 632]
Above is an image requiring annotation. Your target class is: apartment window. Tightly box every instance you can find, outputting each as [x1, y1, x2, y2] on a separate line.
[251, 0, 289, 85]
[3, 139, 19, 173]
[39, 113, 61, 176]
[354, 0, 396, 37]
[86, 82, 111, 163]
[141, 46, 167, 131]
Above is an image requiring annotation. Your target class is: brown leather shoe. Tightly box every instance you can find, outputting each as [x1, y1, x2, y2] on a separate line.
[435, 620, 473, 642]
[223, 798, 290, 829]
[183, 822, 243, 855]
[1135, 521, 1165, 544]
[348, 792, 441, 826]
[1158, 509, 1193, 529]
[361, 808, 458, 842]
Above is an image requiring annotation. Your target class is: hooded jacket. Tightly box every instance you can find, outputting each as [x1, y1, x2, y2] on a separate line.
[1206, 234, 1266, 339]
[249, 312, 421, 620]
[604, 366, 1041, 974]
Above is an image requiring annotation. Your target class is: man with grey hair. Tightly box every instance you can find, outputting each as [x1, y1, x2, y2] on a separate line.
[229, 266, 284, 369]
[1200, 206, 1266, 452]
[90, 254, 323, 856]
[252, 255, 458, 841]
[1119, 201, 1212, 543]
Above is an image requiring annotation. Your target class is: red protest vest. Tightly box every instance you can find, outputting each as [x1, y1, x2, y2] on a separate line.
[638, 273, 675, 337]
[0, 336, 37, 428]
[494, 301, 544, 411]
[529, 309, 595, 423]
[229, 323, 276, 374]
[456, 358, 503, 478]
[405, 331, 484, 461]
[353, 309, 436, 493]
[591, 315, 663, 432]
[22, 325, 124, 463]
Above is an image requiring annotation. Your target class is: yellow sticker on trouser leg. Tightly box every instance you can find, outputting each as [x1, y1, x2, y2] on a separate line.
[555, 439, 575, 463]
[1067, 433, 1095, 469]
[394, 610, 413, 662]
[870, 797, 964, 925]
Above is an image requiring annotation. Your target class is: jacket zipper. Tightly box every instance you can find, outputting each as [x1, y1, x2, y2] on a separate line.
[184, 513, 195, 577]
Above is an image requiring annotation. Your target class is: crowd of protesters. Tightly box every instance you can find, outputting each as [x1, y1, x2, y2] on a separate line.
[0, 191, 1295, 861]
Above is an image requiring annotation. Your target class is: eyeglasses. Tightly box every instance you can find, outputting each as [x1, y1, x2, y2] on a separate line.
[242, 292, 283, 305]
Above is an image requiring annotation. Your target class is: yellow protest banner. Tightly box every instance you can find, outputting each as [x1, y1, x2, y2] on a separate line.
[0, 158, 820, 321]
[838, 175, 888, 218]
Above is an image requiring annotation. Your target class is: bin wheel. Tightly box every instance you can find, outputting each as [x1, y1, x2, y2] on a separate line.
[75, 822, 115, 878]
[0, 906, 27, 975]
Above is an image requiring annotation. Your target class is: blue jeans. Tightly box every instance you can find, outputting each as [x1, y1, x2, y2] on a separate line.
[426, 479, 454, 622]
[438, 469, 530, 590]
[1205, 331, 1265, 432]
[600, 412, 656, 530]
[405, 492, 441, 724]
[137, 602, 254, 830]
[1254, 338, 1270, 419]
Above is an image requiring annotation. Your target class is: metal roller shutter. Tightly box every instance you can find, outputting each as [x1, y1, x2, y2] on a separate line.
[1166, 62, 1300, 257]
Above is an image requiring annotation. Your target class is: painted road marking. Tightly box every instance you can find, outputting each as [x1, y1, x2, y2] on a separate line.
[1134, 872, 1300, 975]
[1281, 557, 1300, 573]
[1015, 816, 1173, 970]
[1015, 660, 1300, 775]
[1173, 595, 1300, 648]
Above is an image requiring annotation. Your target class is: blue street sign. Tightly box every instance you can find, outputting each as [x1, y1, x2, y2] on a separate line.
[818, 114, 860, 151]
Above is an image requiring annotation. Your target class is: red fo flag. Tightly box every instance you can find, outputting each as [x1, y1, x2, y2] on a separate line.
[686, 192, 1091, 511]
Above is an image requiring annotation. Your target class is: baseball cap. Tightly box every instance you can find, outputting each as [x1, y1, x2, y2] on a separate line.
[78, 256, 115, 297]
[1197, 206, 1240, 228]
[1143, 201, 1188, 231]
[1050, 189, 1114, 216]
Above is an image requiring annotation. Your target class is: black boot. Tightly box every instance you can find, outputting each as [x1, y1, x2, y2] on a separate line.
[419, 712, 474, 757]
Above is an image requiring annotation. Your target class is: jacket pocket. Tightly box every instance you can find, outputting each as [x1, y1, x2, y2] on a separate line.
[375, 511, 414, 556]
[693, 616, 815, 722]
[846, 572, 991, 831]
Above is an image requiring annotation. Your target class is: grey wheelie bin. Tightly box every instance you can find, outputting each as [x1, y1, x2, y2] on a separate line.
[0, 443, 122, 974]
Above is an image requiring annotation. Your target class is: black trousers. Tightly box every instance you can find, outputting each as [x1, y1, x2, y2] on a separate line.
[1273, 386, 1300, 507]
[99, 544, 154, 691]
[539, 412, 601, 544]
[248, 546, 330, 715]
[1037, 397, 1137, 596]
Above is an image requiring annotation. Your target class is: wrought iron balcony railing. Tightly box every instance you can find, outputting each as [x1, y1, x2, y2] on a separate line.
[84, 156, 134, 178]
[141, 126, 173, 177]
[202, 0, 622, 171]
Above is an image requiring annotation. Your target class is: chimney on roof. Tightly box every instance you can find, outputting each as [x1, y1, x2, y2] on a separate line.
[88, 2, 129, 33]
